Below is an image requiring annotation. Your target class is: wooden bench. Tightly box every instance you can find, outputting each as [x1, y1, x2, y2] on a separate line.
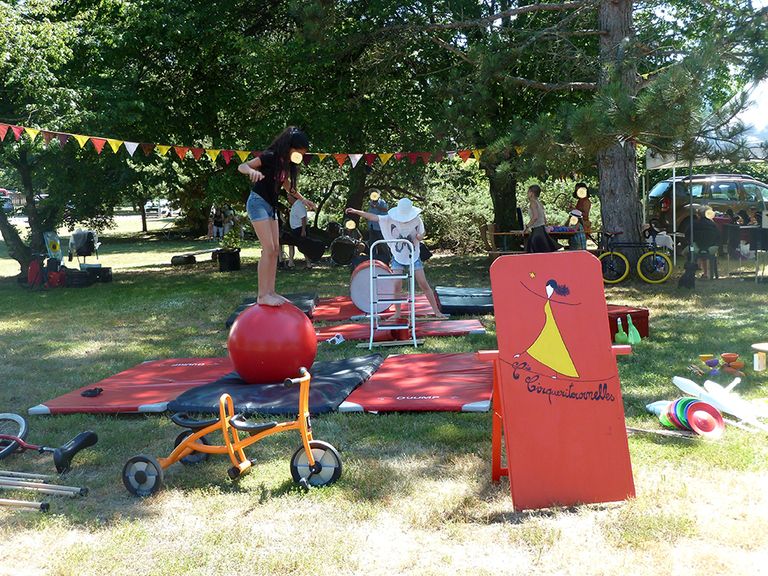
[480, 223, 526, 261]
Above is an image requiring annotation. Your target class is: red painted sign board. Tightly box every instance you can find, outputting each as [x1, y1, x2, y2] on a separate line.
[489, 251, 635, 511]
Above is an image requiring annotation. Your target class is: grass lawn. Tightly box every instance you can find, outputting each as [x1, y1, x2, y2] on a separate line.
[0, 220, 767, 576]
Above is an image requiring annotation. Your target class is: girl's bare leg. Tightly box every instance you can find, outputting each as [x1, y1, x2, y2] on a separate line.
[251, 218, 284, 306]
[414, 269, 447, 318]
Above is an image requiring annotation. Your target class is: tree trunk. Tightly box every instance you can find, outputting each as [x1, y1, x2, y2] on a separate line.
[597, 0, 641, 243]
[484, 163, 519, 231]
[345, 162, 368, 219]
[0, 211, 30, 277]
[140, 203, 148, 232]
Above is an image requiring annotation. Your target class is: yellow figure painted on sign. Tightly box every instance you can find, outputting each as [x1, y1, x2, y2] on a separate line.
[526, 279, 579, 378]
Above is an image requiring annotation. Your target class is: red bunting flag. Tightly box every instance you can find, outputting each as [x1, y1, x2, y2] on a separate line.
[458, 150, 472, 162]
[333, 153, 348, 167]
[11, 126, 24, 141]
[174, 146, 189, 160]
[141, 143, 155, 156]
[0, 124, 9, 141]
[406, 152, 418, 164]
[394, 152, 405, 161]
[364, 153, 377, 166]
[433, 151, 445, 163]
[90, 138, 107, 154]
[190, 147, 204, 160]
[419, 152, 431, 164]
[220, 150, 234, 164]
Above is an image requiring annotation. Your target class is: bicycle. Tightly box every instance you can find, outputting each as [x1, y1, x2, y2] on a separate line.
[597, 226, 673, 284]
[122, 367, 342, 497]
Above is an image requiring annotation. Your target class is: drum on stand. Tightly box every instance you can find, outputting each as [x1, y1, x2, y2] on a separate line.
[330, 235, 359, 265]
[349, 261, 399, 314]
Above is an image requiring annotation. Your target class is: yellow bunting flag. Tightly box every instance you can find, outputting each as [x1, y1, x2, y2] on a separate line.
[316, 153, 328, 162]
[24, 127, 40, 141]
[107, 139, 123, 153]
[472, 149, 484, 161]
[73, 134, 90, 148]
[514, 146, 525, 155]
[206, 149, 221, 161]
[235, 150, 250, 162]
[156, 145, 171, 156]
[378, 153, 393, 165]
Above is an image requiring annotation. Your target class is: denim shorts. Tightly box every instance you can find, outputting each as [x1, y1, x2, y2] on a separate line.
[246, 192, 276, 222]
[391, 258, 423, 271]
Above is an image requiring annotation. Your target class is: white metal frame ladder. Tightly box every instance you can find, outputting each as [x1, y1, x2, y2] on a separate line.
[368, 238, 418, 349]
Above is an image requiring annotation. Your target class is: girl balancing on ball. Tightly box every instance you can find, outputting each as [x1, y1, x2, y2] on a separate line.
[238, 127, 316, 306]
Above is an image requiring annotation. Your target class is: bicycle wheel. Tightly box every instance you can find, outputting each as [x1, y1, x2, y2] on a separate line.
[637, 251, 673, 284]
[598, 251, 630, 284]
[0, 413, 29, 460]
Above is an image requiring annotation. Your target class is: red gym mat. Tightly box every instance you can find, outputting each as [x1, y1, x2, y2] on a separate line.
[339, 352, 493, 412]
[28, 358, 234, 415]
[316, 319, 486, 342]
[312, 295, 435, 323]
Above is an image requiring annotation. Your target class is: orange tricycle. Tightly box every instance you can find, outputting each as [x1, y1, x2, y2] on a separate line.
[122, 368, 342, 496]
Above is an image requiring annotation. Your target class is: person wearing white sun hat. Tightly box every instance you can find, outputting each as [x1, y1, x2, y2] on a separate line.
[345, 198, 447, 319]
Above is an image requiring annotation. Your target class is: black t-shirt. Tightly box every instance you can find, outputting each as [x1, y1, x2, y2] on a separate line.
[252, 150, 281, 210]
[690, 218, 721, 251]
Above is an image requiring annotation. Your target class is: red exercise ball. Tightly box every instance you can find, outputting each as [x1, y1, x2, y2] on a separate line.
[227, 303, 317, 384]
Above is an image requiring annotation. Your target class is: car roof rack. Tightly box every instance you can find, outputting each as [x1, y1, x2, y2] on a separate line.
[668, 173, 757, 181]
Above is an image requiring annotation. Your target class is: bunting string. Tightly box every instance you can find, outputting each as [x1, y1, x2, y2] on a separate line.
[0, 122, 494, 167]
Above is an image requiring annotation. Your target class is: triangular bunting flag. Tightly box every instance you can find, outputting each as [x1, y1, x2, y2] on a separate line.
[190, 148, 204, 160]
[0, 124, 9, 141]
[174, 146, 189, 160]
[90, 138, 107, 154]
[251, 150, 262, 158]
[235, 150, 250, 163]
[206, 149, 221, 161]
[433, 151, 445, 163]
[156, 145, 171, 156]
[378, 153, 393, 165]
[42, 131, 55, 145]
[472, 149, 483, 161]
[333, 153, 348, 167]
[24, 127, 40, 141]
[458, 150, 472, 162]
[514, 146, 525, 155]
[364, 153, 377, 166]
[57, 133, 70, 146]
[317, 153, 328, 162]
[349, 153, 363, 168]
[394, 152, 405, 161]
[141, 143, 155, 156]
[220, 150, 234, 164]
[419, 152, 431, 164]
[12, 126, 25, 141]
[446, 151, 456, 159]
[124, 142, 139, 157]
[406, 153, 419, 164]
[107, 139, 123, 153]
[303, 154, 312, 166]
[73, 134, 90, 148]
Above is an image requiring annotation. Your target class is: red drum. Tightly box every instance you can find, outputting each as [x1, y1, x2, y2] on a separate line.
[349, 261, 399, 314]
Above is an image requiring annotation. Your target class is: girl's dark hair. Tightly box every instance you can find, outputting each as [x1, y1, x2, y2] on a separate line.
[573, 182, 589, 198]
[267, 126, 309, 195]
[528, 184, 542, 198]
[546, 279, 570, 296]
